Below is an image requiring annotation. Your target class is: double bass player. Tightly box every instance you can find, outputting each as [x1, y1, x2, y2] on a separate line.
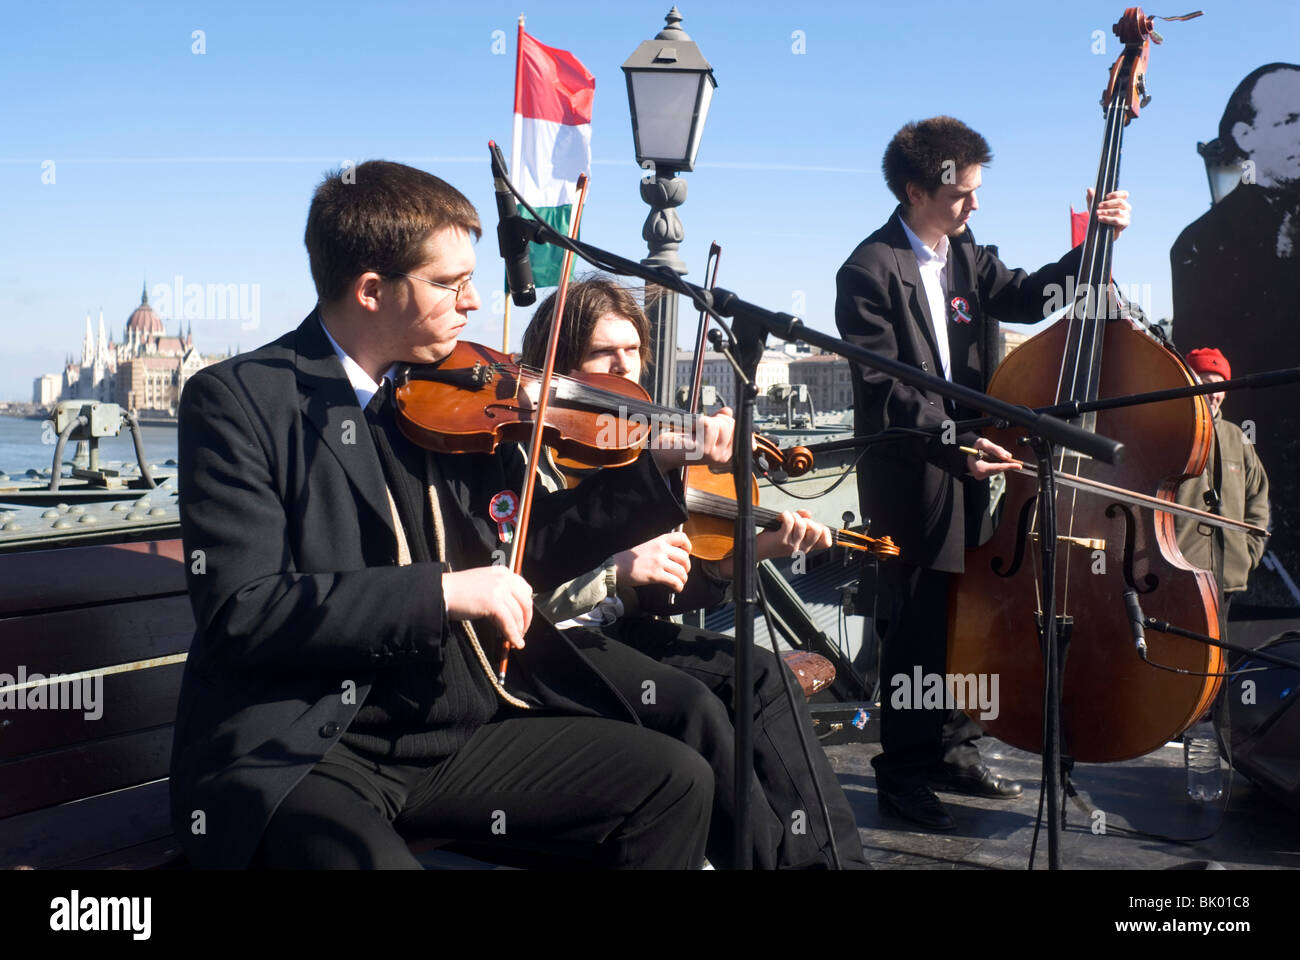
[834, 116, 1132, 830]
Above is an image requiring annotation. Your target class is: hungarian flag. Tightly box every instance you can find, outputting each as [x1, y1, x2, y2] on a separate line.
[510, 26, 595, 288]
[1070, 205, 1089, 247]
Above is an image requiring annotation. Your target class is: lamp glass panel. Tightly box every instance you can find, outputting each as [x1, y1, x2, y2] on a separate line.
[1210, 164, 1242, 205]
[683, 77, 714, 169]
[630, 71, 700, 163]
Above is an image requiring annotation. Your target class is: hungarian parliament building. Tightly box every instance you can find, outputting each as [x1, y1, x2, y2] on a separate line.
[32, 285, 229, 416]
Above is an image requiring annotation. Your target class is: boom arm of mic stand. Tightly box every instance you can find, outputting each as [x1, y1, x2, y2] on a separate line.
[945, 366, 1300, 436]
[706, 287, 1124, 466]
[504, 210, 1124, 465]
[1143, 617, 1300, 672]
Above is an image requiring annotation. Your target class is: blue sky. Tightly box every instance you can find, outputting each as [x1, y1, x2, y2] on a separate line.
[2, 0, 1296, 400]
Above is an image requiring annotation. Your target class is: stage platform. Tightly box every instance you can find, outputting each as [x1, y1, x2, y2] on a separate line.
[829, 737, 1298, 871]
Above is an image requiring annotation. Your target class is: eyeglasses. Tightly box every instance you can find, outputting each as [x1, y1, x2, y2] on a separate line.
[388, 271, 475, 300]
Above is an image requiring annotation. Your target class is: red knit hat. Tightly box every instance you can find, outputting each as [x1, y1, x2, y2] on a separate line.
[1185, 347, 1231, 381]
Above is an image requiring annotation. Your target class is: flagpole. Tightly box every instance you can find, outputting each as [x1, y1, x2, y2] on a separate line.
[510, 14, 525, 181]
[499, 172, 590, 683]
[504, 13, 526, 353]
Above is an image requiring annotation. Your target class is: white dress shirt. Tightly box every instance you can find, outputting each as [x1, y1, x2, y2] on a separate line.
[318, 314, 400, 408]
[899, 217, 953, 382]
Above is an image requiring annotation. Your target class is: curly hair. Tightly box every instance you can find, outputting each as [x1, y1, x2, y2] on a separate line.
[882, 117, 992, 206]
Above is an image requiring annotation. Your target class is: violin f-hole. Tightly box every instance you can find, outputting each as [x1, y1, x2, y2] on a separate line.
[1104, 502, 1159, 594]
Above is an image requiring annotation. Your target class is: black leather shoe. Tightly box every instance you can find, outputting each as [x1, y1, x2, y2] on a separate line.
[877, 783, 956, 831]
[932, 762, 1023, 798]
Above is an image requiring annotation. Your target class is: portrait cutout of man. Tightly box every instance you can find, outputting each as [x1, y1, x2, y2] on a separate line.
[1171, 63, 1299, 599]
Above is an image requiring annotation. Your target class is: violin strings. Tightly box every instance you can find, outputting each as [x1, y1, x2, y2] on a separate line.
[516, 362, 702, 436]
[683, 487, 782, 527]
[682, 489, 888, 555]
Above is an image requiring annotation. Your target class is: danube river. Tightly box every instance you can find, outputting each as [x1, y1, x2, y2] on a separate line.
[0, 415, 179, 476]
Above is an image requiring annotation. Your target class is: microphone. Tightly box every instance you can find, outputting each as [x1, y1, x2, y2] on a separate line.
[1123, 589, 1148, 657]
[488, 141, 536, 308]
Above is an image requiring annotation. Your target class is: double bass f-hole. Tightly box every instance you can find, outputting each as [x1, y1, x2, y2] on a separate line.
[1104, 502, 1160, 594]
[991, 495, 1039, 580]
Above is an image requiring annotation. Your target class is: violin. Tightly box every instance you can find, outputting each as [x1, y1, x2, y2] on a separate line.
[393, 340, 816, 476]
[553, 450, 899, 561]
[681, 464, 900, 562]
[550, 453, 900, 562]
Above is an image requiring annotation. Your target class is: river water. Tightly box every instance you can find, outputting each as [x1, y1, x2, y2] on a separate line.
[0, 415, 179, 477]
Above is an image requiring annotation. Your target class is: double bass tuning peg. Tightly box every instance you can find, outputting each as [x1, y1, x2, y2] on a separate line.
[1137, 74, 1152, 108]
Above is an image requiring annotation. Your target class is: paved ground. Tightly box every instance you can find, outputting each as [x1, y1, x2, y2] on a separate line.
[418, 736, 1299, 870]
[827, 738, 1300, 870]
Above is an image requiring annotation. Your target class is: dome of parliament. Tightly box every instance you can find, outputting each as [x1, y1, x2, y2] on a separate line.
[126, 282, 165, 336]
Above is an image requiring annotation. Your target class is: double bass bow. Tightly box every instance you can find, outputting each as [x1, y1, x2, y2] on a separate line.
[948, 7, 1219, 764]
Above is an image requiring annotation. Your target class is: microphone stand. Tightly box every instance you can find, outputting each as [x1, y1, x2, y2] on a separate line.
[948, 365, 1300, 434]
[492, 158, 1123, 868]
[1132, 597, 1300, 672]
[803, 365, 1300, 460]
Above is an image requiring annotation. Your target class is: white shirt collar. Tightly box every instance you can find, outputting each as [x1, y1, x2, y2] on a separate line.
[898, 215, 950, 266]
[318, 313, 399, 410]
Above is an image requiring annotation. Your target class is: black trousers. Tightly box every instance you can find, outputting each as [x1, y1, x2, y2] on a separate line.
[254, 714, 712, 869]
[590, 617, 869, 869]
[872, 563, 983, 790]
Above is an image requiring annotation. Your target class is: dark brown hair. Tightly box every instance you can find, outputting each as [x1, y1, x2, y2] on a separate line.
[882, 117, 992, 206]
[304, 160, 481, 304]
[521, 275, 657, 374]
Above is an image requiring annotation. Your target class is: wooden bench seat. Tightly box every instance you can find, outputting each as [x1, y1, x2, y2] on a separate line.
[0, 538, 189, 870]
[0, 534, 833, 870]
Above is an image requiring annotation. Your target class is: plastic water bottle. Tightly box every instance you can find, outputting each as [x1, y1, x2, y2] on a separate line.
[1183, 720, 1223, 802]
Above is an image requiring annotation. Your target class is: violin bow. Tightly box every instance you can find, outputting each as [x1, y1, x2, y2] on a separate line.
[685, 242, 722, 424]
[498, 172, 590, 682]
[662, 243, 722, 608]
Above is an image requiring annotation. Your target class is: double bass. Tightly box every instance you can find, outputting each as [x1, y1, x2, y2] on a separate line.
[948, 8, 1222, 763]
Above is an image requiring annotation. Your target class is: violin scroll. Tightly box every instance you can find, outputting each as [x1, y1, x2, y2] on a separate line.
[752, 434, 815, 477]
[779, 444, 815, 477]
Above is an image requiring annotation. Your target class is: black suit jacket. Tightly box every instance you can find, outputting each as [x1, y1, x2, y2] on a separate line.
[834, 209, 1079, 572]
[170, 311, 689, 869]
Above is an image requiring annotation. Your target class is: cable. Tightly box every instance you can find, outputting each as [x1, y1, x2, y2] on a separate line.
[754, 571, 843, 870]
[759, 424, 938, 502]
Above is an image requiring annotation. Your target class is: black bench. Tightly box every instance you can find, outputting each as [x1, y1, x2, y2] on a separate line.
[0, 535, 835, 870]
[0, 538, 190, 869]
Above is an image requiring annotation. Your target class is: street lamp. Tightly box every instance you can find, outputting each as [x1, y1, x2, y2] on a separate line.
[1197, 137, 1243, 206]
[622, 6, 717, 406]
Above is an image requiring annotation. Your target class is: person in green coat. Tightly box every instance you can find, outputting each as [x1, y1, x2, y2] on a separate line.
[1175, 347, 1271, 600]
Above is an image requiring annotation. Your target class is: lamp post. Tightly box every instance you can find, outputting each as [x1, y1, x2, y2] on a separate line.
[622, 6, 716, 406]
